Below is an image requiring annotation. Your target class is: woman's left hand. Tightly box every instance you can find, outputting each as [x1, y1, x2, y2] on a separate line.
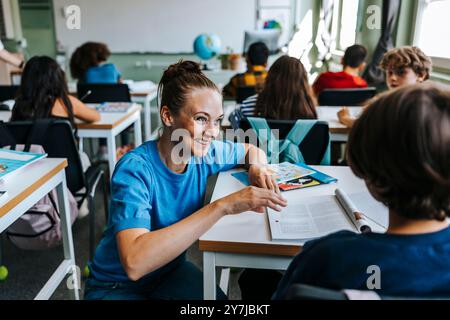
[248, 164, 281, 195]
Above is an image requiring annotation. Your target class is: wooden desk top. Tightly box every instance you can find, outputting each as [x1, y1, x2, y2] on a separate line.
[0, 158, 67, 218]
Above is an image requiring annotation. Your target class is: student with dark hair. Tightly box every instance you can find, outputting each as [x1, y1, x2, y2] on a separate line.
[12, 56, 100, 125]
[274, 82, 450, 299]
[313, 44, 368, 96]
[84, 60, 287, 300]
[70, 42, 128, 160]
[337, 46, 432, 128]
[11, 56, 100, 218]
[70, 42, 121, 84]
[223, 42, 269, 99]
[240, 55, 317, 119]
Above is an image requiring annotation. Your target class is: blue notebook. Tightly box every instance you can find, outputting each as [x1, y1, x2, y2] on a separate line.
[231, 163, 337, 192]
[0, 149, 47, 182]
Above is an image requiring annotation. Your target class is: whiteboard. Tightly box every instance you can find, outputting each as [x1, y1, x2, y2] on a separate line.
[53, 0, 257, 54]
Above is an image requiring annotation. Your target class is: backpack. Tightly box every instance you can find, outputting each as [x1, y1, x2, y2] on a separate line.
[246, 117, 331, 165]
[0, 120, 79, 250]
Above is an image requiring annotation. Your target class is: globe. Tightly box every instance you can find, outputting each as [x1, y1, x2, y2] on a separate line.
[193, 34, 221, 60]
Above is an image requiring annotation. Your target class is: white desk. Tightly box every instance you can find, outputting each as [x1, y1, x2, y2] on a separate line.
[68, 82, 159, 142]
[78, 104, 143, 176]
[316, 106, 362, 142]
[129, 88, 159, 141]
[199, 166, 386, 300]
[0, 158, 79, 300]
[0, 106, 142, 177]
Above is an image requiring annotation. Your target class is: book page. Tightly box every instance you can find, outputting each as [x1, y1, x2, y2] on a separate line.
[268, 195, 355, 240]
[347, 192, 389, 228]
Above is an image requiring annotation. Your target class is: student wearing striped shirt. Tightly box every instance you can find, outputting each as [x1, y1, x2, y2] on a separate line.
[239, 55, 317, 120]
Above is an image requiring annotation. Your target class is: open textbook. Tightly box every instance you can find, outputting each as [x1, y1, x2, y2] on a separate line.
[267, 189, 388, 241]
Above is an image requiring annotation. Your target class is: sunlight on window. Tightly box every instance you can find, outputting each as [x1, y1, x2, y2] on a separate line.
[288, 9, 313, 69]
[417, 0, 450, 58]
[339, 0, 359, 49]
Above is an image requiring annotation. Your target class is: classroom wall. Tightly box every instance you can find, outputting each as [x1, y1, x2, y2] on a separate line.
[14, 0, 450, 85]
[17, 0, 57, 58]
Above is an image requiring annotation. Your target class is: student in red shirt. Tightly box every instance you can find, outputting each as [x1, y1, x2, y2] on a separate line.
[313, 45, 368, 96]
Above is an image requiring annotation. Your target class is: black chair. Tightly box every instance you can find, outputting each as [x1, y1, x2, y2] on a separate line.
[318, 87, 377, 106]
[236, 86, 256, 104]
[77, 83, 131, 103]
[0, 119, 109, 261]
[0, 85, 19, 102]
[239, 118, 330, 165]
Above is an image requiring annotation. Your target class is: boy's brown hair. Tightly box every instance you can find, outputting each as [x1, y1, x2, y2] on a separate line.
[380, 46, 432, 80]
[347, 82, 450, 221]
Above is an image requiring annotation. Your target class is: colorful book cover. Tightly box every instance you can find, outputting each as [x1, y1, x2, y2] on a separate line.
[231, 163, 338, 192]
[266, 162, 315, 183]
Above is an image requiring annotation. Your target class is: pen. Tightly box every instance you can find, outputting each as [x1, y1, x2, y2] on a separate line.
[353, 211, 372, 234]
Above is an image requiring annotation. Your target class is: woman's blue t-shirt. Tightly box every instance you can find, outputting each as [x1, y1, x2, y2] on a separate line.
[89, 140, 245, 282]
[85, 63, 121, 84]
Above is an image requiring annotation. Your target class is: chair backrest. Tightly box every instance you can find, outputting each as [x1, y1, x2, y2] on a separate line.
[0, 85, 20, 102]
[318, 87, 377, 106]
[0, 120, 86, 193]
[284, 284, 450, 300]
[285, 284, 348, 300]
[236, 86, 257, 104]
[239, 118, 330, 165]
[77, 83, 131, 103]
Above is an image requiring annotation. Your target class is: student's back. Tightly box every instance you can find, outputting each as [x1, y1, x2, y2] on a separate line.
[313, 44, 368, 96]
[223, 42, 269, 99]
[274, 83, 450, 299]
[240, 55, 317, 120]
[11, 56, 100, 124]
[84, 63, 121, 84]
[70, 42, 121, 84]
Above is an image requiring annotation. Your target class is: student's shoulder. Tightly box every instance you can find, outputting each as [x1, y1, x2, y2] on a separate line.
[303, 230, 365, 254]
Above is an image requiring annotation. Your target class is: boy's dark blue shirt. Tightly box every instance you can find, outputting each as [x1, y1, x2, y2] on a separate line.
[274, 228, 450, 299]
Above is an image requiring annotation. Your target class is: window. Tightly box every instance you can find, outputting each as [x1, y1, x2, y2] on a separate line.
[331, 0, 360, 52]
[414, 0, 450, 62]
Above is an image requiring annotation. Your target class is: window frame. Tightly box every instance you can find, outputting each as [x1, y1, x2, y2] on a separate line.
[413, 0, 450, 69]
[330, 0, 360, 54]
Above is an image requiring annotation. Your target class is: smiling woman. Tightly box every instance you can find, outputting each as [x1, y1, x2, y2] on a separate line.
[83, 60, 288, 300]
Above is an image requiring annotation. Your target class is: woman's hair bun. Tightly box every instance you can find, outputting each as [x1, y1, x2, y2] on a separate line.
[160, 60, 202, 85]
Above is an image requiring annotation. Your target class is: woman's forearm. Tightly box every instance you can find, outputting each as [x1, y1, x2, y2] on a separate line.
[118, 200, 227, 281]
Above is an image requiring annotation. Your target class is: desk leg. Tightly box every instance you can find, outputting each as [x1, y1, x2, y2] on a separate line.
[134, 116, 143, 147]
[79, 138, 84, 153]
[144, 94, 151, 141]
[56, 174, 79, 300]
[203, 252, 217, 300]
[107, 134, 117, 178]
